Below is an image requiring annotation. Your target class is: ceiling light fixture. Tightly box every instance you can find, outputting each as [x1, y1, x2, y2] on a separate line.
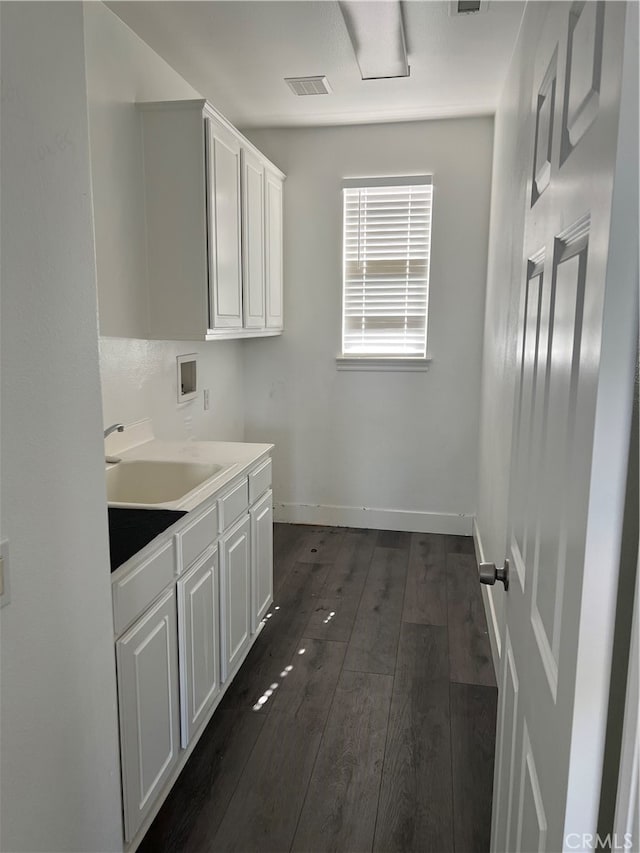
[338, 0, 410, 81]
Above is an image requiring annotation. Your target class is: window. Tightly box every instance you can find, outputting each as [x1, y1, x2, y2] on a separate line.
[340, 176, 433, 364]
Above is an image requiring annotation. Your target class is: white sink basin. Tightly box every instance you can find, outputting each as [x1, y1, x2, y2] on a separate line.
[106, 460, 226, 507]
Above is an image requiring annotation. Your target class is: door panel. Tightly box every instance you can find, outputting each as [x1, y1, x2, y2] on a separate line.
[117, 589, 180, 842]
[516, 724, 548, 853]
[177, 547, 220, 748]
[251, 489, 273, 631]
[220, 514, 251, 681]
[242, 149, 266, 329]
[490, 3, 629, 850]
[532, 53, 557, 204]
[492, 632, 520, 853]
[561, 1, 605, 158]
[207, 117, 242, 329]
[265, 171, 284, 329]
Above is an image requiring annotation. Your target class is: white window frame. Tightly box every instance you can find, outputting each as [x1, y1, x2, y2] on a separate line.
[336, 175, 433, 372]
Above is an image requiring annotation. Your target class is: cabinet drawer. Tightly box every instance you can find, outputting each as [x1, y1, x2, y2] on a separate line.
[113, 539, 176, 636]
[178, 503, 218, 572]
[248, 458, 272, 504]
[218, 477, 249, 532]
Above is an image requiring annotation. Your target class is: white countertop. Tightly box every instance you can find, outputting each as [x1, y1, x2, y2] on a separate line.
[105, 419, 272, 512]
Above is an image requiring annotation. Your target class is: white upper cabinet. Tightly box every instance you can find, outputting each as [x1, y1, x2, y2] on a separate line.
[241, 148, 266, 329]
[207, 116, 243, 330]
[265, 168, 284, 330]
[139, 99, 284, 341]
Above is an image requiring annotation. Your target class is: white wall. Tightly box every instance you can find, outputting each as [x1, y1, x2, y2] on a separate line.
[99, 337, 244, 441]
[0, 4, 123, 850]
[244, 118, 493, 534]
[84, 2, 244, 442]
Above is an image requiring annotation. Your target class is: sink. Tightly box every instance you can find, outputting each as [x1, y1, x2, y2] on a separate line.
[106, 460, 226, 507]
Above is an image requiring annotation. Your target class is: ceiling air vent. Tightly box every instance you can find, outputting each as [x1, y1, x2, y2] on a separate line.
[285, 76, 332, 96]
[449, 0, 488, 15]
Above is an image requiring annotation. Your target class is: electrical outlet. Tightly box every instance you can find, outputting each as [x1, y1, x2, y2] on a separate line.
[203, 389, 210, 411]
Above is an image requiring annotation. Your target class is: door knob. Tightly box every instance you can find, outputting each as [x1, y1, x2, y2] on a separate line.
[479, 558, 509, 591]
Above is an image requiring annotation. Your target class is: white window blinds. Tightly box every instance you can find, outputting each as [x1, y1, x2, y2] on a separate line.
[342, 177, 432, 357]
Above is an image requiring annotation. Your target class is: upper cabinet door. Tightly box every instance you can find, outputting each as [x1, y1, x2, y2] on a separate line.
[241, 149, 266, 329]
[206, 116, 243, 330]
[265, 170, 284, 330]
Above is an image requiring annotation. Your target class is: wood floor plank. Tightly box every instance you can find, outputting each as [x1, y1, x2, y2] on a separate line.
[220, 560, 331, 710]
[210, 711, 324, 853]
[447, 553, 496, 687]
[445, 534, 476, 556]
[302, 596, 360, 643]
[374, 623, 454, 853]
[344, 546, 408, 675]
[377, 529, 412, 550]
[322, 528, 377, 599]
[402, 532, 447, 626]
[291, 670, 394, 853]
[138, 709, 266, 853]
[393, 619, 449, 690]
[297, 526, 347, 564]
[273, 523, 314, 592]
[211, 638, 346, 853]
[268, 636, 347, 726]
[450, 682, 498, 853]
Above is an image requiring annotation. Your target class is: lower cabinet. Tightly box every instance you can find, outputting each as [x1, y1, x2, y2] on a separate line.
[114, 464, 274, 848]
[251, 488, 273, 632]
[177, 546, 220, 749]
[116, 588, 180, 842]
[220, 513, 251, 682]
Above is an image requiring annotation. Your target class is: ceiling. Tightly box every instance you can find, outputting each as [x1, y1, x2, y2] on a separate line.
[108, 0, 525, 129]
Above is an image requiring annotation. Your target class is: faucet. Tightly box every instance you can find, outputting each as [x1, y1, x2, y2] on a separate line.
[104, 423, 124, 464]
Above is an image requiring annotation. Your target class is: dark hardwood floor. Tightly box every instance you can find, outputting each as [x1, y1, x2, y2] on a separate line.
[138, 524, 497, 853]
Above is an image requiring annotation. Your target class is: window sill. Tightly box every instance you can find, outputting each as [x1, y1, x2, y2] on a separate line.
[335, 355, 432, 372]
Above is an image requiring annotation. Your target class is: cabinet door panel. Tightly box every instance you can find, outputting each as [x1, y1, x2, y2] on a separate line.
[207, 117, 242, 329]
[117, 588, 180, 842]
[251, 489, 273, 632]
[177, 548, 220, 748]
[265, 171, 284, 329]
[242, 149, 266, 329]
[220, 514, 251, 681]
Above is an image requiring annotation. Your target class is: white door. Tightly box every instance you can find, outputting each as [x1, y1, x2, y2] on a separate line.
[116, 588, 180, 842]
[265, 169, 284, 330]
[251, 489, 273, 632]
[220, 513, 251, 682]
[206, 115, 242, 330]
[177, 546, 220, 749]
[241, 148, 266, 329]
[489, 3, 632, 851]
[613, 565, 639, 852]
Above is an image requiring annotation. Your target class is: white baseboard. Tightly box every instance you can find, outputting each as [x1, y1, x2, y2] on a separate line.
[473, 517, 502, 670]
[274, 502, 474, 536]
